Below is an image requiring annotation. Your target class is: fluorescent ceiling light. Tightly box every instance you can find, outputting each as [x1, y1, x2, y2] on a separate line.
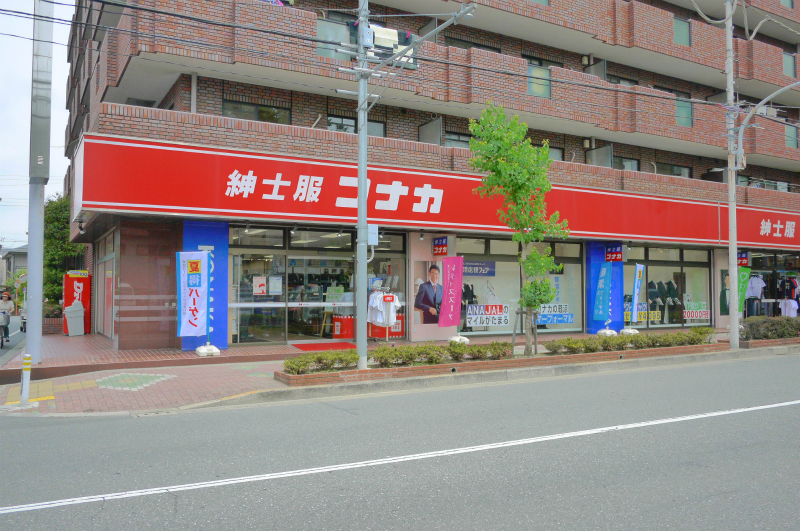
[320, 233, 342, 239]
[292, 239, 319, 244]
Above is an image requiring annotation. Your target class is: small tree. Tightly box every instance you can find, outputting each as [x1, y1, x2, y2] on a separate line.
[43, 194, 85, 302]
[469, 105, 569, 356]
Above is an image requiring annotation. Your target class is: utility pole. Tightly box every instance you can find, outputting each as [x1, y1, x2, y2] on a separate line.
[355, 0, 370, 369]
[349, 2, 476, 369]
[724, 0, 739, 349]
[27, 0, 54, 364]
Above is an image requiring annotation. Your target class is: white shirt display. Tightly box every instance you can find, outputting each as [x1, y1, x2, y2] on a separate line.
[745, 276, 766, 299]
[368, 291, 401, 327]
[779, 299, 798, 318]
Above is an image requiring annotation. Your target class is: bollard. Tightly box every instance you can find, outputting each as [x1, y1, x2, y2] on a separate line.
[20, 354, 31, 406]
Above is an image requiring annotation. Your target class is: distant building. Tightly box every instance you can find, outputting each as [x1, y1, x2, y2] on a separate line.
[1, 244, 27, 284]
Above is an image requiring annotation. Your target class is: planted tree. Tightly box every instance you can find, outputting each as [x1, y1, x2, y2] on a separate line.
[469, 104, 569, 356]
[43, 194, 85, 302]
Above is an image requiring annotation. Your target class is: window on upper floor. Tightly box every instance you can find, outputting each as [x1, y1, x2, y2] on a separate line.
[656, 86, 693, 127]
[526, 57, 562, 99]
[548, 146, 564, 161]
[444, 132, 472, 149]
[673, 18, 691, 46]
[327, 115, 386, 137]
[612, 157, 640, 171]
[781, 0, 793, 8]
[607, 74, 638, 87]
[656, 162, 692, 178]
[786, 124, 798, 149]
[784, 53, 796, 78]
[317, 12, 357, 61]
[223, 101, 291, 124]
[443, 37, 501, 54]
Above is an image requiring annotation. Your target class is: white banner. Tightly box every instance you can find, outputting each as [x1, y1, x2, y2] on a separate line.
[177, 251, 208, 337]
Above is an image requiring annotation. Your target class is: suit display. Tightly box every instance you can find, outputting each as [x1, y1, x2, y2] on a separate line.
[719, 288, 730, 316]
[414, 281, 443, 324]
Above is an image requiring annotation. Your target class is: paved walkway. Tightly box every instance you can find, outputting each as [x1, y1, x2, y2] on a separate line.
[0, 360, 287, 414]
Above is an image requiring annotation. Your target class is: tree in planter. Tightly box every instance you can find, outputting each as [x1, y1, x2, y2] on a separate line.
[43, 194, 85, 303]
[469, 104, 569, 356]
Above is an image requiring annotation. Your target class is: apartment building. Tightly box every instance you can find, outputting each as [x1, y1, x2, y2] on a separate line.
[64, 0, 800, 350]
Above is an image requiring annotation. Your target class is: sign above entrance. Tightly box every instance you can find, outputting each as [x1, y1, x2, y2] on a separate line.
[74, 135, 800, 249]
[432, 237, 448, 256]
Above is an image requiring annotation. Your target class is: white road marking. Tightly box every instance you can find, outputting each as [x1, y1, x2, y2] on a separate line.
[2, 398, 799, 515]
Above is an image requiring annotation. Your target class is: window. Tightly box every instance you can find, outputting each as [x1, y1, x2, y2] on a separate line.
[230, 227, 285, 248]
[317, 12, 357, 61]
[648, 247, 681, 261]
[673, 18, 691, 46]
[787, 124, 798, 148]
[656, 86, 693, 127]
[444, 132, 472, 149]
[548, 147, 564, 161]
[327, 116, 386, 137]
[684, 249, 709, 262]
[784, 53, 796, 78]
[456, 237, 487, 254]
[781, 0, 793, 8]
[526, 57, 562, 99]
[607, 74, 638, 87]
[612, 157, 640, 171]
[443, 37, 501, 54]
[655, 162, 692, 178]
[223, 101, 291, 124]
[290, 229, 353, 250]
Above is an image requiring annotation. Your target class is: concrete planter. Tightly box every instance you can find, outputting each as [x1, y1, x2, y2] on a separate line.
[275, 343, 728, 387]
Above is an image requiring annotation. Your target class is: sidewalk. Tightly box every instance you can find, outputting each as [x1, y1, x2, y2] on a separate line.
[0, 360, 287, 414]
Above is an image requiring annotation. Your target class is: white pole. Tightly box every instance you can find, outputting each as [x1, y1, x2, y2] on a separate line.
[725, 0, 739, 349]
[355, 0, 369, 369]
[20, 354, 32, 406]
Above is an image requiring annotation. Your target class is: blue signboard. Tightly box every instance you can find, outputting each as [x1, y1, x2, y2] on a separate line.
[182, 220, 229, 351]
[463, 261, 495, 276]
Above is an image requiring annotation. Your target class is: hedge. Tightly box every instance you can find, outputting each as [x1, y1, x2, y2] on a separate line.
[740, 316, 800, 341]
[283, 350, 360, 375]
[542, 327, 714, 355]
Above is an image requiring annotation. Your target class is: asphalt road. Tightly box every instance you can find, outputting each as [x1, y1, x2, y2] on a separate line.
[1, 353, 799, 530]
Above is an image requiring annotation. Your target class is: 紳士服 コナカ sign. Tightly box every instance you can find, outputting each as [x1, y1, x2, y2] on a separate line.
[466, 304, 509, 327]
[433, 237, 448, 256]
[177, 251, 209, 337]
[605, 244, 623, 262]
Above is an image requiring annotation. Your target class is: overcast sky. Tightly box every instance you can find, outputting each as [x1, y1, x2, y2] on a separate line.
[0, 0, 75, 251]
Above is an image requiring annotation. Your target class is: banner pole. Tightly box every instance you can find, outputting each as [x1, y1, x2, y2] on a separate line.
[206, 251, 211, 346]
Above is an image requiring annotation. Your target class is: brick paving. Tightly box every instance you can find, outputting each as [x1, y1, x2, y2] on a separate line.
[0, 360, 287, 414]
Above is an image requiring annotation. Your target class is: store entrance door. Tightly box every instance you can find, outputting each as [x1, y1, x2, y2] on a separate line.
[287, 257, 354, 341]
[95, 259, 115, 339]
[230, 253, 286, 344]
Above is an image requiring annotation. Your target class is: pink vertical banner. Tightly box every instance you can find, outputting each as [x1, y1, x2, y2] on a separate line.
[439, 256, 463, 327]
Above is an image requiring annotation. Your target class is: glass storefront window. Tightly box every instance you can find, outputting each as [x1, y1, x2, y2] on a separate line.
[490, 239, 519, 255]
[230, 227, 284, 248]
[647, 265, 684, 327]
[624, 263, 647, 329]
[627, 246, 645, 260]
[375, 233, 405, 252]
[555, 243, 580, 258]
[287, 257, 354, 340]
[683, 267, 710, 325]
[457, 237, 486, 254]
[230, 254, 286, 344]
[684, 249, 709, 262]
[367, 256, 406, 338]
[461, 261, 521, 335]
[649, 247, 680, 261]
[290, 230, 353, 251]
[538, 263, 583, 332]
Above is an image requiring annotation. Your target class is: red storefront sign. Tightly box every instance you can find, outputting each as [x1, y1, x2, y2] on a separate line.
[73, 134, 800, 250]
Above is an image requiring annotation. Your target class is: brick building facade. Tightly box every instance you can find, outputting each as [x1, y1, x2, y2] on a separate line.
[65, 0, 800, 349]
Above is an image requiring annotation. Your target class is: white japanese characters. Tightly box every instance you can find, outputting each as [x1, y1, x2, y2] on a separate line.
[760, 219, 797, 238]
[226, 170, 444, 215]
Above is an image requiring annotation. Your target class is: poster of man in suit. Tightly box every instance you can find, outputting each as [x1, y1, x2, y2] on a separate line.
[720, 270, 730, 316]
[414, 262, 443, 325]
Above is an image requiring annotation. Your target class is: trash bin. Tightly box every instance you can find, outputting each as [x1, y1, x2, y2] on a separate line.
[63, 300, 85, 336]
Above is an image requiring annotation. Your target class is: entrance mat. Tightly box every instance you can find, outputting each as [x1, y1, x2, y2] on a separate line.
[293, 342, 357, 352]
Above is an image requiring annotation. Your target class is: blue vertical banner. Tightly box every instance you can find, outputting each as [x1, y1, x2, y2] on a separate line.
[630, 264, 644, 323]
[182, 221, 229, 351]
[586, 241, 624, 334]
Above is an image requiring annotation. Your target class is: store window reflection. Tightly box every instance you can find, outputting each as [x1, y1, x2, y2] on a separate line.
[230, 254, 286, 344]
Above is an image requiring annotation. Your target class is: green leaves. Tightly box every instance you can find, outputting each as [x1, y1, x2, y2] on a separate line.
[43, 194, 85, 301]
[468, 104, 569, 312]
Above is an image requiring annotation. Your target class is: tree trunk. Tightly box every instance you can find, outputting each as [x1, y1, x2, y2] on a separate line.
[524, 308, 533, 357]
[533, 311, 538, 355]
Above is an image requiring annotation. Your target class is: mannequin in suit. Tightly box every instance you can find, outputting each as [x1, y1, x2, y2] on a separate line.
[719, 273, 730, 316]
[656, 280, 669, 323]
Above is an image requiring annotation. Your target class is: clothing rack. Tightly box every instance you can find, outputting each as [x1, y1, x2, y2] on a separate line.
[369, 286, 394, 343]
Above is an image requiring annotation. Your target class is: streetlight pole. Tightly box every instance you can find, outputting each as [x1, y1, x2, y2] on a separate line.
[27, 0, 54, 364]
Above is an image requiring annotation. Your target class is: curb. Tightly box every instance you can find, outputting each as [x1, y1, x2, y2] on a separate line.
[187, 345, 799, 410]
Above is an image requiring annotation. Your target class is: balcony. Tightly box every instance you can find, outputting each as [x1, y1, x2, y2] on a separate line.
[88, 103, 800, 214]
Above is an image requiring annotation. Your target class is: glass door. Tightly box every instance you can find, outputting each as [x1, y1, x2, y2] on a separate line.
[230, 253, 286, 344]
[287, 257, 354, 341]
[95, 259, 115, 339]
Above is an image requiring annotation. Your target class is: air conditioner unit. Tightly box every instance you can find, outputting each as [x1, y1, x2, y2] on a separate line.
[756, 106, 778, 118]
[366, 25, 415, 65]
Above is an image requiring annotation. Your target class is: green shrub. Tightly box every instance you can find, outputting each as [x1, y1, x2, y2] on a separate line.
[448, 341, 468, 362]
[372, 346, 400, 367]
[563, 338, 584, 354]
[657, 333, 677, 347]
[315, 352, 337, 371]
[741, 317, 798, 341]
[283, 355, 314, 375]
[399, 346, 420, 365]
[672, 332, 690, 346]
[333, 350, 359, 369]
[419, 343, 446, 364]
[629, 333, 651, 350]
[468, 344, 489, 360]
[614, 335, 631, 351]
[542, 339, 565, 355]
[582, 338, 601, 353]
[599, 336, 617, 352]
[488, 341, 513, 360]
